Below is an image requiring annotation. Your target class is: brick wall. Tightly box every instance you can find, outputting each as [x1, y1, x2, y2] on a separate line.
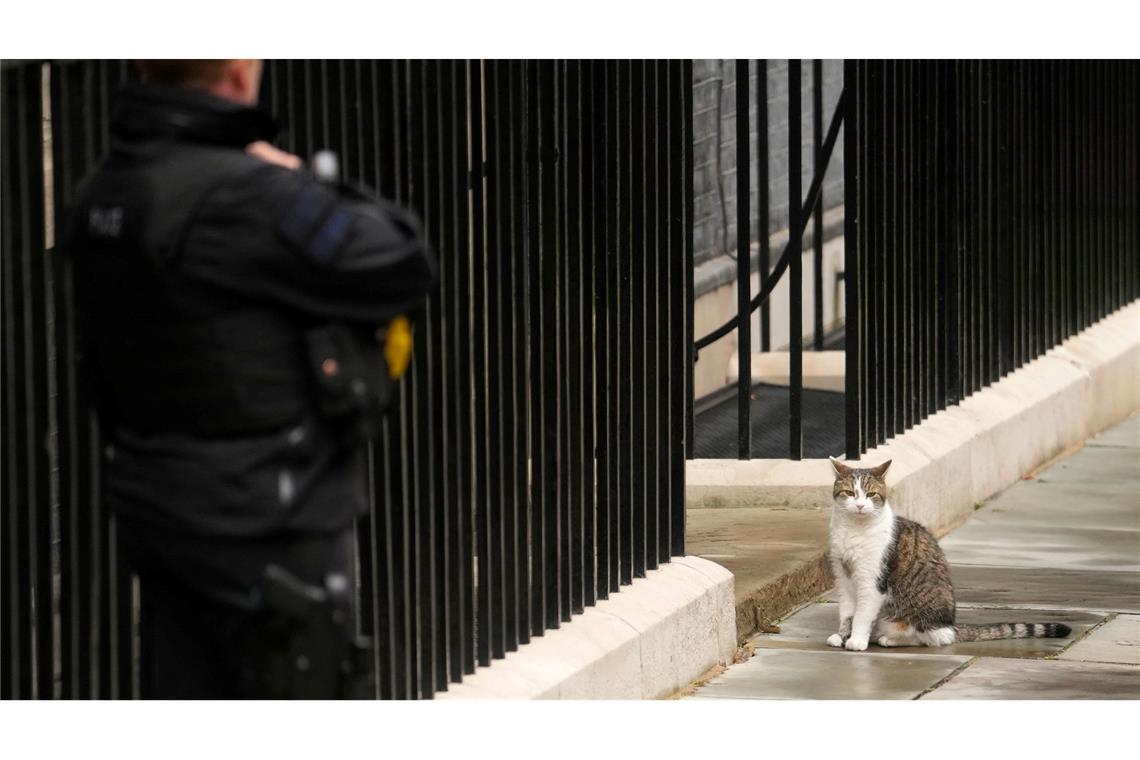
[693, 59, 845, 267]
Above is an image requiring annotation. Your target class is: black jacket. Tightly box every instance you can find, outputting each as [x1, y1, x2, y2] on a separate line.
[63, 83, 436, 537]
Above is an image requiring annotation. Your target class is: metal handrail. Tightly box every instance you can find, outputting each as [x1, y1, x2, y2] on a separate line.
[693, 87, 847, 355]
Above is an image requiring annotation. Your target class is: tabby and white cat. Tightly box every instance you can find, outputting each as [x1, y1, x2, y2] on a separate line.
[826, 457, 1071, 651]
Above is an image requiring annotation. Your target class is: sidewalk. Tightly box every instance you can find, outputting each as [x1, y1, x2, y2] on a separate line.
[687, 412, 1140, 700]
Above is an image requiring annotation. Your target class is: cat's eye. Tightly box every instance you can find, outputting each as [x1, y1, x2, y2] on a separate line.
[837, 490, 852, 497]
[867, 492, 879, 499]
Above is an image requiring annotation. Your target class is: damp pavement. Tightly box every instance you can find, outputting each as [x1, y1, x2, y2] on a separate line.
[688, 412, 1140, 700]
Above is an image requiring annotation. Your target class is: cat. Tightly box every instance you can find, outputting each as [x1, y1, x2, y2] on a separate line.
[825, 457, 1071, 651]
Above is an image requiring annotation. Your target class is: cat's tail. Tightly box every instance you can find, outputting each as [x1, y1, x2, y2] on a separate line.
[953, 622, 1071, 642]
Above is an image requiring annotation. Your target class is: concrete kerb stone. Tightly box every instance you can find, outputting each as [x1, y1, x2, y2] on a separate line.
[670, 557, 737, 661]
[538, 610, 643, 699]
[598, 562, 728, 698]
[435, 556, 735, 700]
[686, 459, 831, 510]
[738, 552, 833, 641]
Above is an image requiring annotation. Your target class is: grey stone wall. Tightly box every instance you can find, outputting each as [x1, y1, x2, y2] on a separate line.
[693, 59, 845, 267]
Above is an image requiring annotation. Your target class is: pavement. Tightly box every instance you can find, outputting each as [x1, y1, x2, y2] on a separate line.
[687, 412, 1140, 700]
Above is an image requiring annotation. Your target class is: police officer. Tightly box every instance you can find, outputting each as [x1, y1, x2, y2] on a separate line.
[62, 59, 436, 698]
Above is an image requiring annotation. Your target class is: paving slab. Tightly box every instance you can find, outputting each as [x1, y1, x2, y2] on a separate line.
[950, 565, 1140, 614]
[1033, 445, 1139, 484]
[939, 412, 1139, 573]
[1085, 413, 1140, 448]
[749, 601, 1101, 659]
[690, 649, 971, 700]
[921, 658, 1140, 700]
[940, 524, 1140, 573]
[948, 480, 1140, 532]
[939, 493, 1140, 574]
[1058, 614, 1140, 666]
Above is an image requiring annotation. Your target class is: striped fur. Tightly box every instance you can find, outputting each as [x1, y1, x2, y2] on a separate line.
[955, 622, 1072, 642]
[827, 458, 1073, 649]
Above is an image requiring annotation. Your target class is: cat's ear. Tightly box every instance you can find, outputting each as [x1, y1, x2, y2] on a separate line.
[829, 456, 851, 477]
[869, 459, 892, 479]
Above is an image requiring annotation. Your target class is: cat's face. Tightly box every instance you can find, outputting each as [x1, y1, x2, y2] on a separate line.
[828, 457, 892, 517]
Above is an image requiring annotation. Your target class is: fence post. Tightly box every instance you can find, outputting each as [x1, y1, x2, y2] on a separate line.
[843, 60, 861, 461]
[756, 61, 771, 352]
[812, 59, 825, 352]
[735, 59, 752, 460]
[788, 59, 804, 460]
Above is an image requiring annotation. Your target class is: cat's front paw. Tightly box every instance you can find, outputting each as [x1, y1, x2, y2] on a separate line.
[826, 633, 845, 648]
[876, 635, 894, 648]
[845, 635, 869, 651]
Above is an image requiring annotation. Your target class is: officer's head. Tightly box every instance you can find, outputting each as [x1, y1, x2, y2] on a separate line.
[136, 60, 263, 106]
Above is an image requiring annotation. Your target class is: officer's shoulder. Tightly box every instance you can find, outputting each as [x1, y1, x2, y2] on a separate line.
[185, 144, 289, 181]
[178, 147, 308, 209]
[231, 153, 309, 193]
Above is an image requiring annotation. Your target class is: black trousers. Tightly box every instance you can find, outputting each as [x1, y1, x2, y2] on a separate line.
[118, 519, 357, 699]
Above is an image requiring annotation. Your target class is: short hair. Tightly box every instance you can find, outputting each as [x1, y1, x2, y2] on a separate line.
[136, 60, 232, 88]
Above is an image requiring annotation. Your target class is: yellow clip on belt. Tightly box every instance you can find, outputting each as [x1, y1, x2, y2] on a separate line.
[384, 315, 413, 380]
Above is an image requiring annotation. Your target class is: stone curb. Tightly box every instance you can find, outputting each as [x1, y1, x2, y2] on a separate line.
[737, 552, 832, 643]
[434, 556, 735, 700]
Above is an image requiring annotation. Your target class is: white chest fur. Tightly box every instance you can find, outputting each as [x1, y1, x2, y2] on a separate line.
[829, 503, 896, 581]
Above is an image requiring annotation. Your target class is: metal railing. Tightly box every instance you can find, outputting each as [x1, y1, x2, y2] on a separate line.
[693, 59, 845, 460]
[1, 59, 694, 699]
[692, 59, 1138, 463]
[3, 60, 138, 701]
[844, 60, 1139, 458]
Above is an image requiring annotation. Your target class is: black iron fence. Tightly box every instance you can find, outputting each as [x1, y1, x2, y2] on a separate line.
[844, 60, 1139, 458]
[692, 59, 1138, 462]
[693, 59, 845, 460]
[1, 59, 694, 699]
